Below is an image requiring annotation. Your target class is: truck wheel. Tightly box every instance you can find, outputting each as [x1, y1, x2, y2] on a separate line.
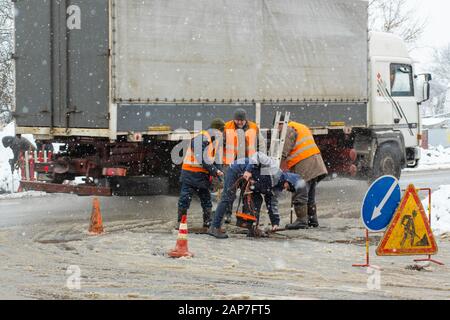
[372, 144, 402, 180]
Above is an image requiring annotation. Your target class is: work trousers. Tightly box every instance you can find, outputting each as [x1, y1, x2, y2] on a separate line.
[178, 182, 213, 213]
[243, 192, 280, 226]
[212, 166, 281, 228]
[212, 167, 240, 228]
[291, 178, 318, 207]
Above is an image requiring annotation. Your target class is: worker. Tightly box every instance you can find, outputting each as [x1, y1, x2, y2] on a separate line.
[208, 151, 303, 239]
[223, 108, 259, 165]
[2, 135, 36, 173]
[222, 108, 262, 224]
[177, 118, 225, 228]
[278, 116, 328, 229]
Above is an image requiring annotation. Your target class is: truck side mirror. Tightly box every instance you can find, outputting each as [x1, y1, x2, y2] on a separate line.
[423, 82, 431, 102]
[423, 82, 430, 102]
[416, 73, 432, 103]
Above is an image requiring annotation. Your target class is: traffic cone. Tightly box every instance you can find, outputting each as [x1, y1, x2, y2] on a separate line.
[168, 215, 193, 258]
[89, 197, 104, 234]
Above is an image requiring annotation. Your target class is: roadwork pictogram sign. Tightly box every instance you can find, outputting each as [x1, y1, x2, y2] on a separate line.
[376, 184, 438, 256]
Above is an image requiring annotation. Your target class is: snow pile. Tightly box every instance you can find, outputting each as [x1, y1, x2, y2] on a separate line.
[420, 145, 450, 167]
[405, 145, 450, 171]
[0, 122, 35, 194]
[422, 185, 450, 236]
[0, 191, 48, 200]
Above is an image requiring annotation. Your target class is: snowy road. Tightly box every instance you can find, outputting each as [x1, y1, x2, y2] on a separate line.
[2, 169, 450, 228]
[0, 170, 449, 299]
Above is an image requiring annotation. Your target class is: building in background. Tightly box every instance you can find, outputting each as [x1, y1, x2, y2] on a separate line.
[421, 117, 450, 149]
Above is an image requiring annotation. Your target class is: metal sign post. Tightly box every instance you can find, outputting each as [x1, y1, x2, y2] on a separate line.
[413, 188, 444, 266]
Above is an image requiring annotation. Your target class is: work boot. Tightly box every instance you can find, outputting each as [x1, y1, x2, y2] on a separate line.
[207, 226, 229, 239]
[176, 208, 187, 229]
[307, 204, 319, 228]
[285, 205, 309, 230]
[203, 208, 212, 228]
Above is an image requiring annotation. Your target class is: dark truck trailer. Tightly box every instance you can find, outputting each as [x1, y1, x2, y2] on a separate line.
[14, 0, 427, 195]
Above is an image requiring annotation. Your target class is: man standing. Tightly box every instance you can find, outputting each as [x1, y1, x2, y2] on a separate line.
[177, 119, 225, 228]
[279, 117, 328, 229]
[223, 108, 259, 165]
[208, 151, 303, 239]
[222, 108, 261, 223]
[279, 116, 328, 230]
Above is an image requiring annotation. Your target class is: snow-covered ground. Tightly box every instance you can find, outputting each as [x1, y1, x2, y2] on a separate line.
[423, 185, 450, 236]
[406, 145, 450, 171]
[1, 122, 449, 236]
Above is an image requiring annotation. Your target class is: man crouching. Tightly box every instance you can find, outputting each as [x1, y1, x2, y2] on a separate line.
[208, 152, 303, 239]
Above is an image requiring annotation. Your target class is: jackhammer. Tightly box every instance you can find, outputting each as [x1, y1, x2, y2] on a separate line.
[234, 179, 268, 238]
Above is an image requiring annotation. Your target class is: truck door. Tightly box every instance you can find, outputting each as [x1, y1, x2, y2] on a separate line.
[66, 0, 110, 129]
[15, 0, 109, 129]
[389, 63, 418, 148]
[15, 0, 55, 127]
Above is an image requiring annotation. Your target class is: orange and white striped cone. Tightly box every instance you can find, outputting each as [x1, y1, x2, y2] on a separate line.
[168, 215, 193, 258]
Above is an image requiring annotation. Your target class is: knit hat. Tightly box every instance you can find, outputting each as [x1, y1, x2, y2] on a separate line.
[210, 118, 225, 131]
[233, 108, 247, 121]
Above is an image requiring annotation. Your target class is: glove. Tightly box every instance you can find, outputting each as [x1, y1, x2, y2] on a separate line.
[210, 176, 224, 193]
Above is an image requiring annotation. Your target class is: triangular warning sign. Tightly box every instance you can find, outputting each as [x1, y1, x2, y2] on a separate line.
[376, 184, 438, 256]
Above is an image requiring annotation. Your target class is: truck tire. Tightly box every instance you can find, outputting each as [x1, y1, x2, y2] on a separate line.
[372, 143, 402, 180]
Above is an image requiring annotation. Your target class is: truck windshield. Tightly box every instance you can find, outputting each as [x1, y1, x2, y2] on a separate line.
[390, 64, 414, 97]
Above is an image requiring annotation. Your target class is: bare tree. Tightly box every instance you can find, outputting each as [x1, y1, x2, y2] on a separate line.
[427, 44, 450, 116]
[369, 0, 427, 45]
[0, 0, 14, 125]
[431, 44, 450, 83]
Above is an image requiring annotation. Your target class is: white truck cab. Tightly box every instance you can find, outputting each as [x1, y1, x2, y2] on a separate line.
[364, 32, 431, 178]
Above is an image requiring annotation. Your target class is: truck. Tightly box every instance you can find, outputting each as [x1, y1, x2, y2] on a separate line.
[13, 0, 432, 196]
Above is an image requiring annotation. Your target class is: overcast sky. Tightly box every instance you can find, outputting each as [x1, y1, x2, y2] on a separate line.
[408, 0, 450, 68]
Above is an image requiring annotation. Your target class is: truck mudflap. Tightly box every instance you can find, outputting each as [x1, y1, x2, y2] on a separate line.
[20, 181, 112, 197]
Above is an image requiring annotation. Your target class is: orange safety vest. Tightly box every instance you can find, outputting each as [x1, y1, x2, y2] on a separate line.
[223, 120, 259, 165]
[182, 131, 217, 174]
[286, 122, 321, 169]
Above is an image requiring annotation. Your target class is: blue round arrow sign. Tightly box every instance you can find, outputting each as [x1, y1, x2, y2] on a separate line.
[361, 175, 401, 232]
